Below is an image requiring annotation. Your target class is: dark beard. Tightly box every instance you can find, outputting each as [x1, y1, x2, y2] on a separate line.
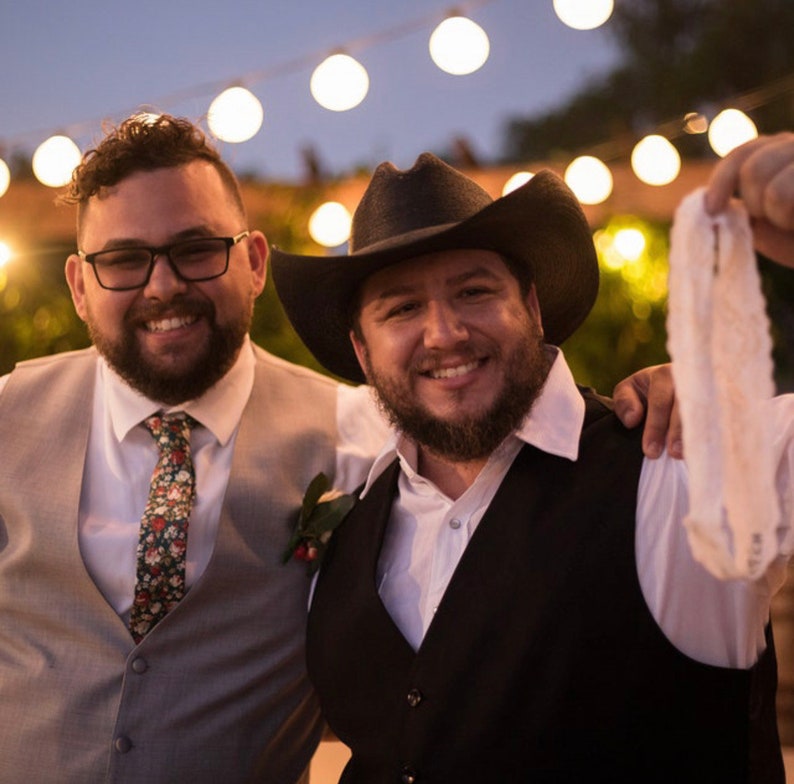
[89, 297, 250, 405]
[363, 324, 551, 462]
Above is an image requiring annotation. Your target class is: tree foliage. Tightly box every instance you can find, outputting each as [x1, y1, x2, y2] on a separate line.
[0, 247, 89, 373]
[505, 0, 794, 162]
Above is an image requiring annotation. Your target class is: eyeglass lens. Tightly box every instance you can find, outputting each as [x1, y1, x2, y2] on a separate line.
[92, 237, 231, 290]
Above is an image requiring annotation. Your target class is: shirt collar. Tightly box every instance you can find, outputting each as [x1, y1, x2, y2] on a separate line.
[103, 335, 256, 446]
[359, 346, 585, 496]
[514, 346, 585, 460]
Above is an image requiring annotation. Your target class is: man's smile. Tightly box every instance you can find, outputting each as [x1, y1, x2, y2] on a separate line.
[423, 359, 484, 379]
[145, 314, 199, 333]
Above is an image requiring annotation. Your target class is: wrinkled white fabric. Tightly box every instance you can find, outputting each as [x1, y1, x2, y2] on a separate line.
[667, 187, 779, 579]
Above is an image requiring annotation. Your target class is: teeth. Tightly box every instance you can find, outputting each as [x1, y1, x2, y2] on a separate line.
[146, 315, 197, 332]
[429, 361, 480, 379]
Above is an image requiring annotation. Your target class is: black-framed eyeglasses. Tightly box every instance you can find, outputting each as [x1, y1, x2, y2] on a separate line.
[77, 231, 250, 291]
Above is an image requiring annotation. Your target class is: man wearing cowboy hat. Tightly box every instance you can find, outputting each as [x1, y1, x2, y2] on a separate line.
[271, 144, 794, 782]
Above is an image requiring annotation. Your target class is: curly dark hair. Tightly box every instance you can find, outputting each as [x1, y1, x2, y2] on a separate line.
[61, 113, 246, 224]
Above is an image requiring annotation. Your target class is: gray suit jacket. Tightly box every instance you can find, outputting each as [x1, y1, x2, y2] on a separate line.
[0, 345, 338, 783]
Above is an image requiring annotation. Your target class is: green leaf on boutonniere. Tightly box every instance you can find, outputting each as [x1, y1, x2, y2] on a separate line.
[282, 472, 356, 575]
[300, 472, 330, 521]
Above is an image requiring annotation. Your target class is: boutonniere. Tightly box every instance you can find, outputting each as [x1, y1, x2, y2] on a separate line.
[281, 472, 356, 575]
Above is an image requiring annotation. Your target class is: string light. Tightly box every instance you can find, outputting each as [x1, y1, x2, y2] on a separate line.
[708, 108, 758, 157]
[630, 134, 681, 186]
[207, 87, 264, 143]
[310, 54, 370, 112]
[683, 112, 709, 134]
[501, 170, 533, 195]
[31, 135, 81, 188]
[0, 1, 788, 207]
[613, 228, 646, 262]
[564, 155, 613, 204]
[429, 15, 490, 75]
[553, 0, 613, 30]
[308, 201, 352, 247]
[0, 159, 10, 198]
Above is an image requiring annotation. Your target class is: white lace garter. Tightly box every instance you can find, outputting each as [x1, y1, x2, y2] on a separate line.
[667, 187, 778, 580]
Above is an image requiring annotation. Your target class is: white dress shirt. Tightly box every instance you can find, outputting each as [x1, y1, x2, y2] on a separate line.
[4, 344, 791, 666]
[0, 338, 387, 622]
[364, 349, 794, 667]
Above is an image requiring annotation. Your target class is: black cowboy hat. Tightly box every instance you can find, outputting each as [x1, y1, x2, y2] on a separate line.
[270, 152, 599, 384]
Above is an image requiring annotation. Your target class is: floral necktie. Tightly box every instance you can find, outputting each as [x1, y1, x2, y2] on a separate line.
[129, 412, 197, 643]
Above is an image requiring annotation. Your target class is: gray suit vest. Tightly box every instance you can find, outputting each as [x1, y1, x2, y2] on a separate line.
[0, 345, 338, 783]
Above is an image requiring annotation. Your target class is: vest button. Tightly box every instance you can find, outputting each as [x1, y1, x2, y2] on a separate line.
[406, 688, 423, 707]
[131, 657, 148, 674]
[114, 736, 133, 754]
[400, 765, 417, 783]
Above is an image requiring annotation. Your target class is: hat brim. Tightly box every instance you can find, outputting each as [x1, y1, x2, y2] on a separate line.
[271, 170, 598, 384]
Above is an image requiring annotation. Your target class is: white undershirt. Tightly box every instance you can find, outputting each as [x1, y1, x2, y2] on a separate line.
[366, 349, 794, 667]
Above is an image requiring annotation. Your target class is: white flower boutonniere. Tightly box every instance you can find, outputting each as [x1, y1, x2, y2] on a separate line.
[281, 472, 356, 576]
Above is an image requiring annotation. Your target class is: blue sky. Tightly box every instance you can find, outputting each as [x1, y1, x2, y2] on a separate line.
[0, 0, 620, 181]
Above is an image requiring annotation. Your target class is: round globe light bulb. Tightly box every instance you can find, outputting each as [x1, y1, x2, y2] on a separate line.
[683, 111, 708, 134]
[429, 16, 490, 76]
[309, 201, 352, 248]
[564, 155, 613, 205]
[553, 0, 614, 30]
[310, 54, 369, 112]
[0, 241, 10, 268]
[502, 171, 534, 196]
[613, 228, 646, 262]
[708, 109, 758, 158]
[208, 87, 264, 143]
[0, 158, 10, 198]
[631, 135, 681, 186]
[32, 135, 82, 188]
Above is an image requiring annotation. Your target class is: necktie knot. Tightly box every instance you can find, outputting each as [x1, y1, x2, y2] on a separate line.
[145, 412, 196, 448]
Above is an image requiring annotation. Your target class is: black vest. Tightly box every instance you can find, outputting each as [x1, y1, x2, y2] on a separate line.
[307, 392, 783, 783]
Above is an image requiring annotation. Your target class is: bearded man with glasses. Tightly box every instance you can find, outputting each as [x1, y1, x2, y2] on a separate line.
[0, 113, 677, 784]
[0, 114, 390, 784]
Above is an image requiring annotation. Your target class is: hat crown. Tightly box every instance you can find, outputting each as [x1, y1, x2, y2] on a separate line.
[350, 153, 494, 253]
